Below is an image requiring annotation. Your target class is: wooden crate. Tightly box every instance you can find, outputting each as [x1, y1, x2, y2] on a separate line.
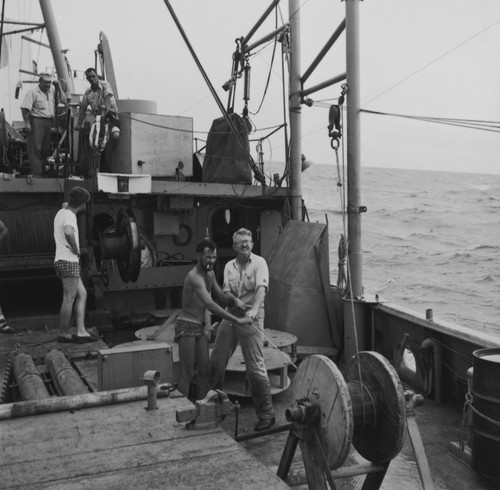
[98, 342, 173, 390]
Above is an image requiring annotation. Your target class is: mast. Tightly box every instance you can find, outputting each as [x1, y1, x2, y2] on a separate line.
[288, 0, 303, 221]
[38, 0, 74, 96]
[345, 0, 362, 298]
[343, 0, 366, 359]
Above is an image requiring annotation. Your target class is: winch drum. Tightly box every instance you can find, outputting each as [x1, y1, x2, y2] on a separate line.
[98, 207, 141, 283]
[290, 352, 406, 469]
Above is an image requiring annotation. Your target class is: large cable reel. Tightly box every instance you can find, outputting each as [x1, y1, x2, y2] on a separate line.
[280, 352, 406, 488]
[98, 207, 141, 283]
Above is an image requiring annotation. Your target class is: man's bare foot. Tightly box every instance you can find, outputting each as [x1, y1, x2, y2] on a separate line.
[73, 332, 99, 343]
[57, 333, 74, 343]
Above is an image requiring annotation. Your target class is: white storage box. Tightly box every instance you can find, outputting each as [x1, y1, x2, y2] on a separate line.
[110, 113, 193, 177]
[97, 172, 152, 193]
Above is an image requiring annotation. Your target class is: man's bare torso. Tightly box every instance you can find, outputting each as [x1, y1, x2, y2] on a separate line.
[178, 266, 213, 324]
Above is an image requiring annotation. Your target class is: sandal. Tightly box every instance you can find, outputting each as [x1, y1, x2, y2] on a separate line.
[0, 319, 15, 334]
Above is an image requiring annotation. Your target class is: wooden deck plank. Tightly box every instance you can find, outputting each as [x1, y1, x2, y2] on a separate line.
[1, 395, 191, 457]
[0, 396, 288, 489]
[2, 431, 236, 486]
[1, 403, 222, 464]
[29, 451, 289, 489]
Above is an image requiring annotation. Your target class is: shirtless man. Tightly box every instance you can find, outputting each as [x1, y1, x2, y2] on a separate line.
[175, 238, 251, 401]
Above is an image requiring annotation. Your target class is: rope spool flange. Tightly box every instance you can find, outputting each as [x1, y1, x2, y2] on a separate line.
[286, 352, 406, 470]
[287, 353, 353, 469]
[345, 351, 406, 463]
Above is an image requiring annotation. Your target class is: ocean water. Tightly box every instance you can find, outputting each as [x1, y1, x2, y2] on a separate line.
[301, 164, 500, 335]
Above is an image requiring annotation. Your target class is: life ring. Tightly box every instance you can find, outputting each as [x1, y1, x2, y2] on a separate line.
[173, 223, 192, 246]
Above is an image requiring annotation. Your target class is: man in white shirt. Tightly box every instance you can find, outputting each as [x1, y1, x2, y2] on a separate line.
[209, 228, 275, 431]
[53, 186, 97, 343]
[20, 72, 66, 175]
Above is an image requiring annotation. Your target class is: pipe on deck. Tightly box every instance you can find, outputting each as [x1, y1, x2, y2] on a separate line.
[45, 349, 89, 396]
[13, 353, 50, 401]
[0, 383, 175, 420]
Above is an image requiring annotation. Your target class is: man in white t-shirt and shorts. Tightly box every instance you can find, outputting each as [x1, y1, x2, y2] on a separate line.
[53, 186, 97, 343]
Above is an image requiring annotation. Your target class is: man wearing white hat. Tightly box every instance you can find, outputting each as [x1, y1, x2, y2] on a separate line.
[20, 72, 67, 175]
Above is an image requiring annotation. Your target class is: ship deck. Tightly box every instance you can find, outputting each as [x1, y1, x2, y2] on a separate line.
[0, 322, 498, 489]
[1, 394, 289, 489]
[228, 378, 499, 490]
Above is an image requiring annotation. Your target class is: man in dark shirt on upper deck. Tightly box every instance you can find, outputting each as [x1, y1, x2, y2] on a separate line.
[75, 67, 119, 130]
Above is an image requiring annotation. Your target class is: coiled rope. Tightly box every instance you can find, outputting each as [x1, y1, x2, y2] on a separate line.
[0, 210, 57, 255]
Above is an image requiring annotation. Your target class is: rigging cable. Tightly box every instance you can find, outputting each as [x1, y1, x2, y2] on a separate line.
[33, 26, 44, 75]
[303, 102, 500, 136]
[227, 5, 288, 185]
[0, 0, 5, 66]
[361, 109, 500, 133]
[248, 18, 279, 116]
[274, 26, 291, 188]
[330, 86, 348, 296]
[162, 0, 266, 185]
[362, 19, 500, 108]
[329, 84, 368, 408]
[280, 25, 291, 188]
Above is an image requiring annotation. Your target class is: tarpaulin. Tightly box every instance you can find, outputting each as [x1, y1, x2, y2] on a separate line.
[202, 113, 252, 184]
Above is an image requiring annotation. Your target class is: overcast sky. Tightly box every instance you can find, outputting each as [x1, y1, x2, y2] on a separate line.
[2, 0, 499, 174]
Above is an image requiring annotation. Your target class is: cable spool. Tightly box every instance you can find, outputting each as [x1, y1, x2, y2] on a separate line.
[287, 352, 406, 470]
[99, 207, 141, 283]
[345, 351, 406, 463]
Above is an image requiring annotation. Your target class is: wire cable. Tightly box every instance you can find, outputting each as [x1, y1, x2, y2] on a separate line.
[362, 19, 500, 108]
[361, 109, 500, 133]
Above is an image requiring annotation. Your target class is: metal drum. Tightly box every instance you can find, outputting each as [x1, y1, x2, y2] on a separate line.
[470, 348, 500, 483]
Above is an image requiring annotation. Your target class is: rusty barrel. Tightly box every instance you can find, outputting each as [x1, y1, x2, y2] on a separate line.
[470, 348, 500, 482]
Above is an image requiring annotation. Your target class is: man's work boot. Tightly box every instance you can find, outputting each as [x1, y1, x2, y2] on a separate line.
[254, 417, 276, 431]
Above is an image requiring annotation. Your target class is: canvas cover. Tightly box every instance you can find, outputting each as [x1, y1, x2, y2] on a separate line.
[202, 113, 252, 184]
